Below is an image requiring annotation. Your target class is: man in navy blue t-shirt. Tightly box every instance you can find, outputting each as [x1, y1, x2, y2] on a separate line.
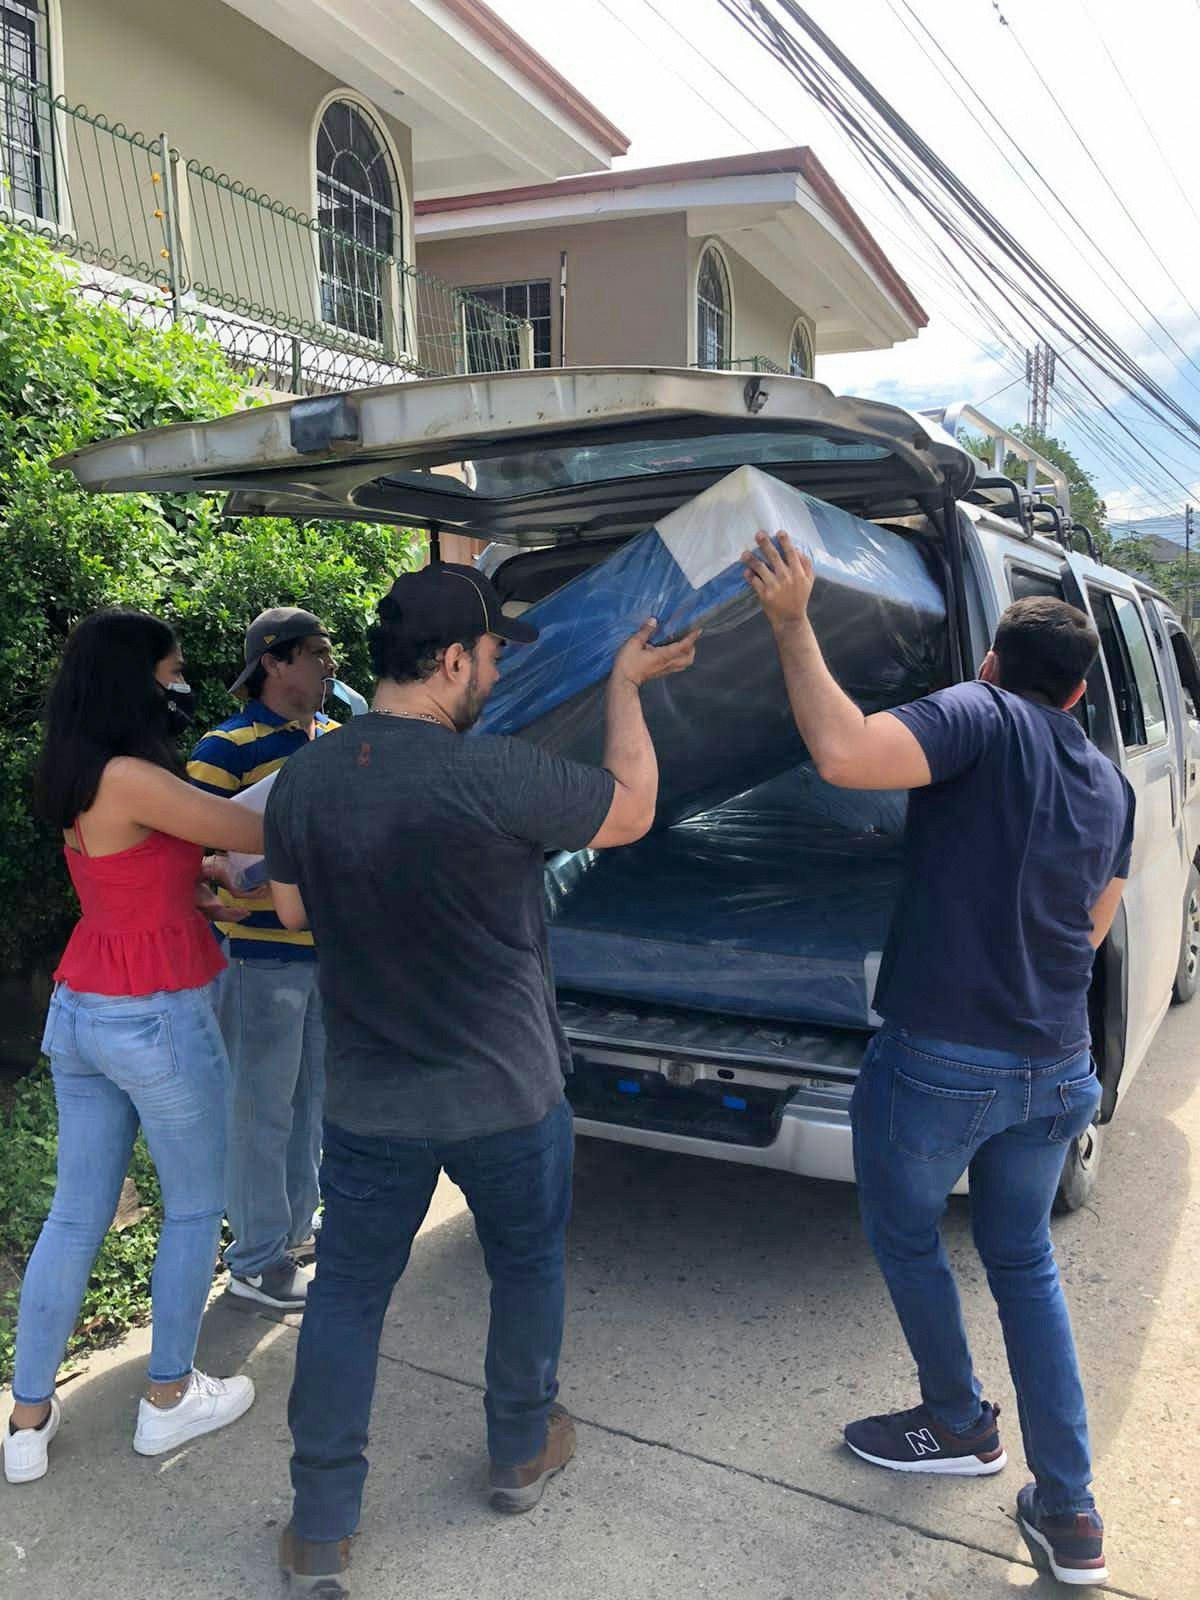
[745, 532, 1133, 1589]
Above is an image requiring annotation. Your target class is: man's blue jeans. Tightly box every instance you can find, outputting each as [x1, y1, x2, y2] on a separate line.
[851, 1025, 1103, 1516]
[13, 983, 227, 1401]
[288, 1097, 574, 1543]
[213, 953, 325, 1276]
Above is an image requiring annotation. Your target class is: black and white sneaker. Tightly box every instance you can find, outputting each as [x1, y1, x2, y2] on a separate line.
[844, 1400, 1007, 1476]
[1017, 1483, 1108, 1586]
[228, 1255, 311, 1311]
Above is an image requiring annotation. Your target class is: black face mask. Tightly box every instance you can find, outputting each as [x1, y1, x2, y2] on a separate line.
[160, 680, 195, 734]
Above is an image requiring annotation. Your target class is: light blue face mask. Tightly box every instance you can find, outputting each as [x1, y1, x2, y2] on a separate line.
[323, 677, 369, 717]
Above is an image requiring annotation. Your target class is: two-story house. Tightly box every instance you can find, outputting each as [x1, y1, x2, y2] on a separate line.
[0, 0, 628, 387]
[2, 5, 924, 405]
[414, 147, 926, 378]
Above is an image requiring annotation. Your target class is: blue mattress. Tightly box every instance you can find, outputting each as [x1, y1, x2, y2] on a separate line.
[476, 465, 947, 826]
[546, 766, 907, 1031]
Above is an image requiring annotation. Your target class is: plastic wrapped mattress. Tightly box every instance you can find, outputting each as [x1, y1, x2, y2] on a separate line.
[476, 464, 947, 825]
[546, 766, 907, 1031]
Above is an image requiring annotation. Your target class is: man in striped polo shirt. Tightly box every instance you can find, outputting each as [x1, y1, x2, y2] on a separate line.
[189, 608, 339, 1312]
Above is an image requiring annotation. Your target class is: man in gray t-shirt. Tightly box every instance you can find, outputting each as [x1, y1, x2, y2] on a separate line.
[266, 562, 698, 1588]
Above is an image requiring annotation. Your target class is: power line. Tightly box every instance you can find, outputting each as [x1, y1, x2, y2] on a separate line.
[989, 1, 1200, 332]
[886, 0, 1200, 394]
[597, 0, 1024, 389]
[638, 0, 798, 147]
[1080, 0, 1200, 235]
[974, 373, 1026, 407]
[618, 0, 1036, 392]
[618, 0, 1197, 513]
[716, 2, 1200, 471]
[588, 0, 759, 151]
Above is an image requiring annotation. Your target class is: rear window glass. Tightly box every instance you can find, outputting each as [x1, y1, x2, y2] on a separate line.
[379, 431, 893, 501]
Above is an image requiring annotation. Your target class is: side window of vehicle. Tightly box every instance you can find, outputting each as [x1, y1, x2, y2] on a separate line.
[1113, 596, 1168, 747]
[1088, 588, 1144, 748]
[1170, 629, 1200, 722]
[1009, 566, 1064, 602]
[1008, 566, 1090, 733]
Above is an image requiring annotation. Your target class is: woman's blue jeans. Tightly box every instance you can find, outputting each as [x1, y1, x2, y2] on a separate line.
[851, 1025, 1103, 1516]
[12, 982, 228, 1403]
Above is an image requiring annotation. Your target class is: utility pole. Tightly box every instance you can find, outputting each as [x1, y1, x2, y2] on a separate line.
[1025, 341, 1056, 435]
[1186, 503, 1194, 640]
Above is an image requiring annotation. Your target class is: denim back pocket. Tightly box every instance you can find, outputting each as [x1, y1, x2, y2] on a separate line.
[39, 989, 64, 1057]
[319, 1156, 383, 1204]
[85, 1008, 178, 1088]
[889, 1069, 996, 1162]
[1048, 1065, 1102, 1144]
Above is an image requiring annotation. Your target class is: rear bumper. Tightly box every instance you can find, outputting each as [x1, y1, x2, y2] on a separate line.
[575, 1084, 857, 1184]
[573, 1080, 970, 1196]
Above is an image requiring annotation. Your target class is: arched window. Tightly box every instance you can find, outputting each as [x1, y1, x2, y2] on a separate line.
[696, 243, 732, 369]
[316, 98, 400, 343]
[1, 0, 57, 221]
[788, 319, 814, 378]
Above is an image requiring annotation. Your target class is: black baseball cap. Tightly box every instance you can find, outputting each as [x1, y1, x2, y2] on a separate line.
[229, 606, 330, 696]
[377, 562, 538, 646]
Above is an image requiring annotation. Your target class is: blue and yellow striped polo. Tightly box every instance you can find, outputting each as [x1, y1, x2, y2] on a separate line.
[188, 699, 340, 961]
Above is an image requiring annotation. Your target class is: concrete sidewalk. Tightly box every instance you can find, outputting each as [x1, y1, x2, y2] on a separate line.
[2, 1003, 1197, 1599]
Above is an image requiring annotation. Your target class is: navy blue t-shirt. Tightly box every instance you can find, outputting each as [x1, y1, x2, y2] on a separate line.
[873, 681, 1135, 1057]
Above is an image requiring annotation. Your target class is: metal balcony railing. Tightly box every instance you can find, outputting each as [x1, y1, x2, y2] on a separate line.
[692, 356, 793, 376]
[0, 69, 530, 392]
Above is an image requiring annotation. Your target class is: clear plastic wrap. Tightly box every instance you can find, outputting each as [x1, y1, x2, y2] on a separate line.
[476, 464, 947, 826]
[546, 763, 905, 1031]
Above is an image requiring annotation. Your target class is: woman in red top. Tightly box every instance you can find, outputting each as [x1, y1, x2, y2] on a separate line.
[4, 610, 266, 1485]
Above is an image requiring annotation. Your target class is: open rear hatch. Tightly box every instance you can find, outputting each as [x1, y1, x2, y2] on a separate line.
[56, 366, 974, 544]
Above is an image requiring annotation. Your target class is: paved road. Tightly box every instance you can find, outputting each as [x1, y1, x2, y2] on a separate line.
[2, 1005, 1198, 1599]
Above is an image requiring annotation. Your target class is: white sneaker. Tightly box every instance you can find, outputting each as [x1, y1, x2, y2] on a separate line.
[3, 1396, 62, 1484]
[133, 1370, 255, 1457]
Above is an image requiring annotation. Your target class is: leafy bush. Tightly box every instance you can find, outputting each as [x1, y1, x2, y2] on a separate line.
[0, 1062, 165, 1383]
[0, 225, 421, 979]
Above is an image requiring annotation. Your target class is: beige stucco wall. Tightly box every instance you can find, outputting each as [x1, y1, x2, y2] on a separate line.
[418, 213, 690, 366]
[419, 216, 817, 373]
[689, 236, 814, 374]
[55, 0, 413, 329]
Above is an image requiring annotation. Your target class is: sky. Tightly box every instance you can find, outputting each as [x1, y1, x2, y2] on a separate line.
[489, 0, 1200, 535]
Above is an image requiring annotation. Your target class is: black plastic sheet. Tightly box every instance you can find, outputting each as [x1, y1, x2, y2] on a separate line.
[547, 766, 907, 1031]
[477, 465, 947, 826]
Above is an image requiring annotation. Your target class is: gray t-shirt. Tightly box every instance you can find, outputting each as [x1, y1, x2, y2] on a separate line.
[263, 715, 615, 1140]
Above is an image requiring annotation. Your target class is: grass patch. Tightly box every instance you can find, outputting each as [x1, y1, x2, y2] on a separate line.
[0, 1062, 166, 1386]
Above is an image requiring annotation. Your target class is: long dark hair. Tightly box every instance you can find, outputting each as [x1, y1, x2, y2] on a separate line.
[34, 608, 183, 829]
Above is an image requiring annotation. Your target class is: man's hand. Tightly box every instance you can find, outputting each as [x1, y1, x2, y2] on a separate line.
[201, 852, 272, 903]
[741, 530, 814, 627]
[194, 880, 250, 923]
[613, 619, 701, 686]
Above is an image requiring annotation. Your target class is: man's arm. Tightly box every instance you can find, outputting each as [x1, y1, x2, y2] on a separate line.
[589, 619, 700, 847]
[269, 879, 309, 931]
[1088, 876, 1126, 949]
[742, 531, 932, 791]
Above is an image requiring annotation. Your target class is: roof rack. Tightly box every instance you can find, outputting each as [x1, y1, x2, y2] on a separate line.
[922, 402, 1072, 522]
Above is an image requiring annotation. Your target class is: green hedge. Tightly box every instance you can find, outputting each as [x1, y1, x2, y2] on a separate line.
[0, 225, 421, 980]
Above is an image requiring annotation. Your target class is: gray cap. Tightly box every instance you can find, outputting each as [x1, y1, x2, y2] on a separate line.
[229, 606, 329, 697]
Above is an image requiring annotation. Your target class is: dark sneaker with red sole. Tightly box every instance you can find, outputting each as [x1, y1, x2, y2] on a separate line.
[844, 1400, 1006, 1476]
[488, 1404, 576, 1513]
[1017, 1483, 1108, 1587]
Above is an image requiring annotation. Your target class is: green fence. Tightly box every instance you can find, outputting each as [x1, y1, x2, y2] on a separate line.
[0, 69, 529, 386]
